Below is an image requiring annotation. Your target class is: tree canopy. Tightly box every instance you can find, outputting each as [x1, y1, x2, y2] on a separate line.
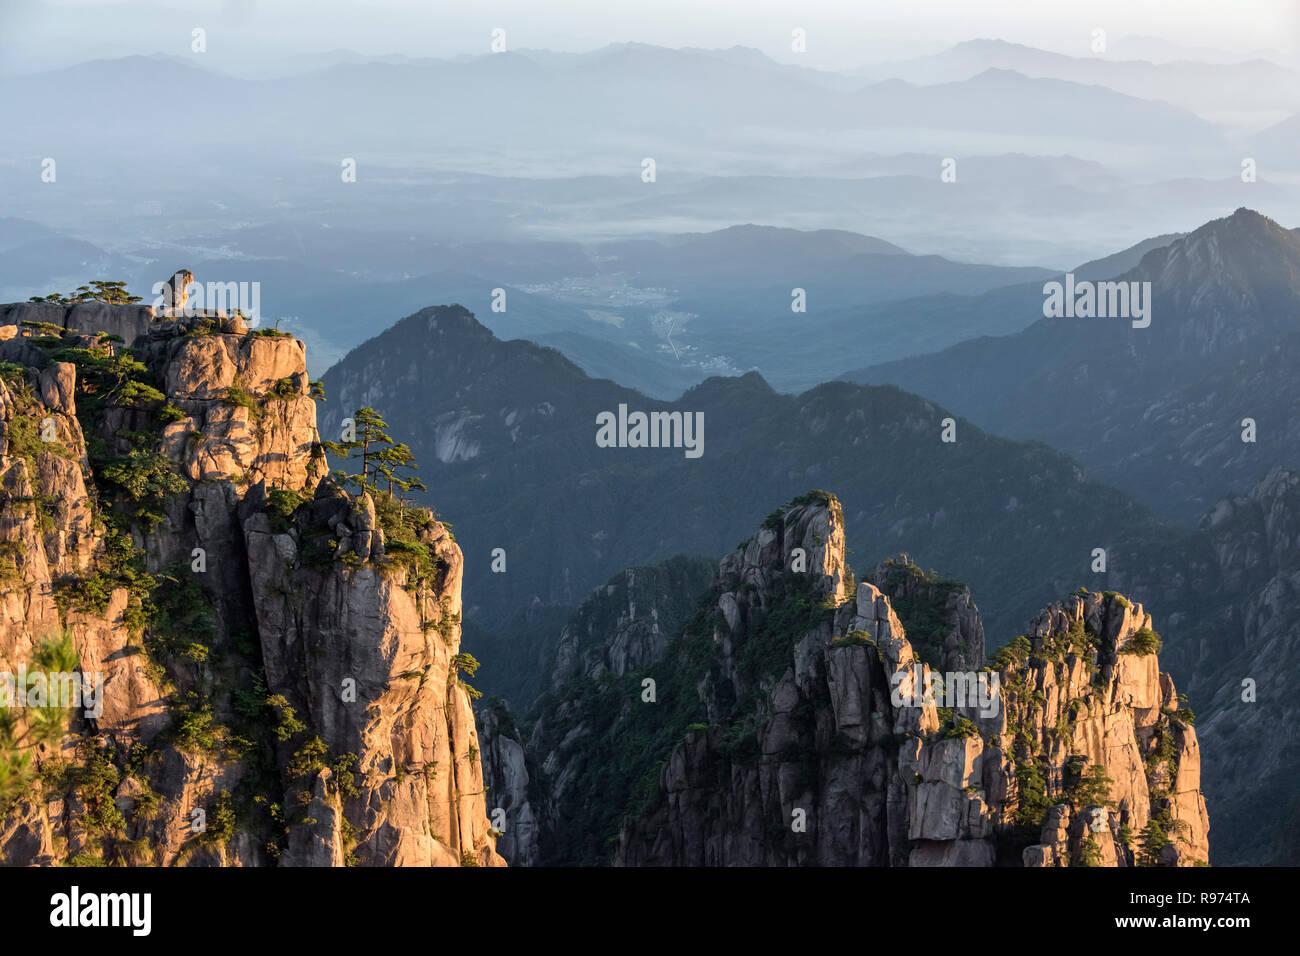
[322, 407, 425, 498]
[30, 280, 142, 306]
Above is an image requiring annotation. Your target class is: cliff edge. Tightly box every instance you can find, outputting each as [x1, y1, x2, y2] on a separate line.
[0, 302, 504, 866]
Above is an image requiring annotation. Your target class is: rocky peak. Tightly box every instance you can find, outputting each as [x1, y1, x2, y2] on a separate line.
[481, 491, 1210, 867]
[0, 301, 504, 867]
[548, 556, 716, 688]
[1131, 206, 1300, 356]
[869, 554, 985, 671]
[718, 490, 848, 616]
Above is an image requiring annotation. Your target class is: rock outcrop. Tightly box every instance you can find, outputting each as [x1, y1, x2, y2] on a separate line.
[482, 491, 1209, 867]
[0, 303, 503, 867]
[869, 555, 984, 671]
[477, 700, 541, 867]
[157, 270, 194, 315]
[1171, 467, 1300, 864]
[547, 556, 716, 689]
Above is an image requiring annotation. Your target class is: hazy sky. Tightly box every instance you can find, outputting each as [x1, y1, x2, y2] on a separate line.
[3, 0, 1298, 72]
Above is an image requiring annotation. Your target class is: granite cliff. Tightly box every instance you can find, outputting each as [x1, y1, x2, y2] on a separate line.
[482, 493, 1209, 867]
[0, 300, 503, 866]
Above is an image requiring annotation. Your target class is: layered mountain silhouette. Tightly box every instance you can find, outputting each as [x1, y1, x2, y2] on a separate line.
[844, 208, 1300, 520]
[0, 220, 1060, 397]
[318, 303, 1191, 659]
[1, 49, 1227, 154]
[315, 223, 1300, 862]
[854, 38, 1300, 117]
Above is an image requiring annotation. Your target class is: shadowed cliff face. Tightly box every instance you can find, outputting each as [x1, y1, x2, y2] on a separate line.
[482, 494, 1208, 867]
[1176, 467, 1300, 865]
[0, 303, 503, 867]
[844, 209, 1300, 524]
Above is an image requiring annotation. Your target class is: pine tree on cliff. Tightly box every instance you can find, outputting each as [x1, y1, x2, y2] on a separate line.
[374, 442, 425, 497]
[0, 634, 79, 814]
[321, 406, 386, 487]
[29, 279, 141, 305]
[322, 407, 424, 499]
[1136, 819, 1172, 866]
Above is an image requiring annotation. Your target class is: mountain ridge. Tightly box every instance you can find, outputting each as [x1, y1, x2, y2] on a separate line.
[843, 207, 1300, 520]
[480, 494, 1209, 867]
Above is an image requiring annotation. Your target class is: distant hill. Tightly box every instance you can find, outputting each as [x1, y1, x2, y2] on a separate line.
[843, 208, 1300, 520]
[199, 221, 1059, 392]
[319, 303, 1192, 651]
[0, 49, 1228, 157]
[317, 300, 1300, 866]
[854, 38, 1300, 118]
